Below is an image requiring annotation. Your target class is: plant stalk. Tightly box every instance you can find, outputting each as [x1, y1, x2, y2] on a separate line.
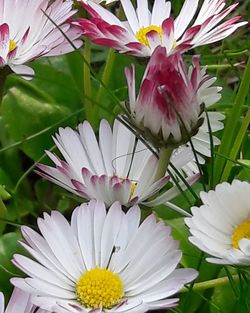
[154, 147, 173, 181]
[96, 49, 116, 105]
[0, 198, 7, 234]
[221, 108, 250, 181]
[181, 274, 240, 293]
[83, 39, 92, 123]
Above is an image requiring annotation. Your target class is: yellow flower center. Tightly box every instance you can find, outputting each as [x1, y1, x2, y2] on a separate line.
[231, 218, 250, 249]
[129, 181, 137, 200]
[8, 40, 16, 53]
[75, 268, 124, 309]
[136, 25, 162, 47]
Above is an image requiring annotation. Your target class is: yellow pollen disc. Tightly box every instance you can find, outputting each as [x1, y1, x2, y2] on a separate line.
[8, 40, 17, 53]
[129, 181, 137, 200]
[75, 268, 124, 309]
[136, 25, 162, 47]
[231, 218, 250, 249]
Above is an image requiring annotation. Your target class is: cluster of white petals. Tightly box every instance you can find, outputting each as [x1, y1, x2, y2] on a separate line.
[12, 200, 198, 313]
[185, 180, 250, 265]
[0, 2, 248, 313]
[73, 0, 246, 57]
[36, 119, 201, 210]
[0, 288, 49, 313]
[0, 0, 82, 79]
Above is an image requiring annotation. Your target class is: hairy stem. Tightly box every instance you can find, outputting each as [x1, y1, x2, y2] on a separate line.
[95, 49, 116, 124]
[154, 147, 173, 181]
[181, 274, 240, 293]
[83, 39, 92, 123]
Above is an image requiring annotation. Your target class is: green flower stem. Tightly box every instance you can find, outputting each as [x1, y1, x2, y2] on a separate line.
[0, 198, 7, 235]
[154, 147, 174, 182]
[214, 56, 250, 184]
[94, 48, 116, 126]
[83, 39, 93, 123]
[206, 62, 243, 70]
[221, 108, 250, 181]
[181, 274, 240, 293]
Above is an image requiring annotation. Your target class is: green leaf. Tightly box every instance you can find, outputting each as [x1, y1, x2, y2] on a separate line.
[236, 159, 250, 180]
[1, 88, 71, 160]
[0, 185, 11, 200]
[213, 56, 250, 184]
[0, 232, 25, 297]
[6, 55, 83, 110]
[209, 268, 250, 313]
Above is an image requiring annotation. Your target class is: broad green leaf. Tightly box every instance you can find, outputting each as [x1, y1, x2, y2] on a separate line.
[0, 232, 25, 297]
[0, 185, 10, 200]
[6, 54, 83, 110]
[1, 88, 71, 160]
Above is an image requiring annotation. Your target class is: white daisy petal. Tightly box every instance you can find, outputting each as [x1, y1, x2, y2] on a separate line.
[1, 287, 49, 313]
[185, 180, 250, 265]
[0, 293, 4, 313]
[174, 0, 199, 39]
[0, 0, 82, 79]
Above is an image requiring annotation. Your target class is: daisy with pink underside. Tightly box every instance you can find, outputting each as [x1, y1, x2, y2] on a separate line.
[124, 46, 223, 147]
[0, 287, 49, 313]
[12, 200, 198, 313]
[36, 119, 200, 212]
[74, 0, 246, 57]
[0, 0, 82, 79]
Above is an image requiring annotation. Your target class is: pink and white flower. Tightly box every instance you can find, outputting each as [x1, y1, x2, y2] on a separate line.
[12, 200, 198, 312]
[0, 288, 48, 313]
[36, 119, 199, 210]
[74, 0, 246, 57]
[0, 0, 82, 79]
[124, 46, 222, 146]
[36, 119, 169, 207]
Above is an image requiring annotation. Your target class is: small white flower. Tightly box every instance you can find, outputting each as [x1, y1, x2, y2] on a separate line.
[12, 200, 198, 313]
[74, 0, 247, 57]
[185, 180, 250, 265]
[36, 119, 175, 207]
[0, 0, 82, 79]
[36, 118, 206, 214]
[0, 288, 48, 313]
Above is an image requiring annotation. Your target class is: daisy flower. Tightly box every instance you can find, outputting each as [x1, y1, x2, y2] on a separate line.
[36, 118, 202, 211]
[124, 46, 222, 147]
[185, 180, 250, 265]
[0, 287, 48, 313]
[12, 200, 198, 312]
[0, 0, 82, 79]
[36, 119, 177, 207]
[76, 0, 117, 4]
[73, 0, 247, 57]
